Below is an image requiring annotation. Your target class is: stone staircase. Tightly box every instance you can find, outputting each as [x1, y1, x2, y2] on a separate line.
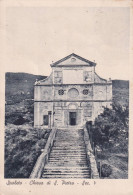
[41, 129, 91, 178]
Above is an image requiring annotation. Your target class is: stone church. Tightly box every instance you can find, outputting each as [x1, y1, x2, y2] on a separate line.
[34, 53, 112, 128]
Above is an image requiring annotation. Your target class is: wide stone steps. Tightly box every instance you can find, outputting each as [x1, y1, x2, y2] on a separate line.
[41, 129, 91, 179]
[48, 156, 86, 159]
[41, 175, 90, 179]
[43, 166, 89, 169]
[45, 162, 88, 166]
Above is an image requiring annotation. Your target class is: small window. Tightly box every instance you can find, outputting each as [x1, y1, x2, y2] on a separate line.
[43, 115, 48, 125]
[83, 89, 89, 95]
[71, 57, 76, 62]
[58, 89, 64, 95]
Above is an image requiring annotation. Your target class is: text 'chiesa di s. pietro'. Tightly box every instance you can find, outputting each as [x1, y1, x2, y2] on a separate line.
[34, 53, 112, 128]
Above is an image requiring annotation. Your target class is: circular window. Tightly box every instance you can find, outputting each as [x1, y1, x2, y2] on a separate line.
[58, 89, 64, 95]
[83, 89, 89, 95]
[68, 88, 79, 98]
[71, 57, 76, 62]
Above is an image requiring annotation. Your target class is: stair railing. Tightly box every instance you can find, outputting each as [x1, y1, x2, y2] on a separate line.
[29, 127, 57, 178]
[83, 127, 99, 179]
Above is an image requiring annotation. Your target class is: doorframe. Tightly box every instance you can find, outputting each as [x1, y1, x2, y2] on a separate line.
[68, 109, 77, 126]
[69, 111, 77, 125]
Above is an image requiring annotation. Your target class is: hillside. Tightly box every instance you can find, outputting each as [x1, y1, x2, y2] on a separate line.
[5, 72, 129, 106]
[112, 80, 129, 89]
[5, 72, 46, 104]
[112, 80, 129, 106]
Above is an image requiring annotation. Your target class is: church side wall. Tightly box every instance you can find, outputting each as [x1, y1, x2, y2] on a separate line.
[92, 84, 112, 120]
[93, 101, 112, 120]
[34, 102, 39, 126]
[107, 84, 112, 100]
[34, 102, 53, 127]
[34, 86, 53, 101]
[34, 85, 53, 127]
[93, 85, 107, 100]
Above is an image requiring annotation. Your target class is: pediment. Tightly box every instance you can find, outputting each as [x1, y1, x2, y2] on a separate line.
[51, 53, 96, 67]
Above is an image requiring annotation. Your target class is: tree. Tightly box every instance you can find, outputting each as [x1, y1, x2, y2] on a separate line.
[87, 103, 129, 149]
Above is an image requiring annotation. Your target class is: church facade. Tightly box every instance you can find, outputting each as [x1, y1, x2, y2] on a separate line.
[34, 53, 112, 128]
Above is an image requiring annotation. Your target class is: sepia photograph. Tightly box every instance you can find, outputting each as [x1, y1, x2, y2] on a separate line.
[4, 6, 129, 180]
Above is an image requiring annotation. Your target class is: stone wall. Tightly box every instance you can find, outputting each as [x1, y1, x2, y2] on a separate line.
[93, 85, 107, 100]
[93, 101, 112, 120]
[34, 102, 53, 127]
[34, 86, 53, 101]
[107, 84, 112, 100]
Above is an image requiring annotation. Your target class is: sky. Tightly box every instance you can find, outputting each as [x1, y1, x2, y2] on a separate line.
[5, 7, 130, 80]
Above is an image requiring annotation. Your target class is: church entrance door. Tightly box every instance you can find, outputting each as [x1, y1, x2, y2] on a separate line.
[69, 112, 76, 125]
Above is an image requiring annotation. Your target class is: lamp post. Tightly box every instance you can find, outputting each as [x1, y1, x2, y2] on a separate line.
[48, 111, 52, 129]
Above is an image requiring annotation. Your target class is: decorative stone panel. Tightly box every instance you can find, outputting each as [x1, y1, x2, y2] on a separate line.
[54, 71, 63, 84]
[83, 71, 92, 82]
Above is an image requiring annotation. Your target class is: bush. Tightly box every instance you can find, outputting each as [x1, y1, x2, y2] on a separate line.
[88, 103, 129, 150]
[101, 164, 112, 177]
[4, 125, 51, 178]
[13, 116, 29, 125]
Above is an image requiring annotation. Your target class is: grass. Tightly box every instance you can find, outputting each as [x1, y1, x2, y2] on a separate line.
[5, 124, 51, 178]
[96, 150, 128, 179]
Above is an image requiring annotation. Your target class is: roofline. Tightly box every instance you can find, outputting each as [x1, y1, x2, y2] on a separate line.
[34, 83, 112, 86]
[50, 53, 96, 67]
[34, 73, 52, 85]
[94, 72, 107, 82]
[51, 65, 94, 68]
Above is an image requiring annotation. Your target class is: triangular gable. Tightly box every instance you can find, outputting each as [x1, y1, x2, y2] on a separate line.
[51, 53, 96, 67]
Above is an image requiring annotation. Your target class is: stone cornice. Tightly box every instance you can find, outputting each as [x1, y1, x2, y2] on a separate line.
[34, 100, 112, 103]
[34, 83, 112, 86]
